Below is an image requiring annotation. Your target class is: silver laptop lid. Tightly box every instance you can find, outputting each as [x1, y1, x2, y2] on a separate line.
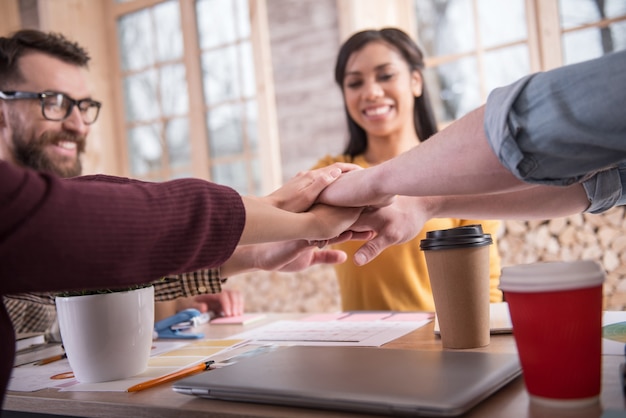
[173, 346, 521, 417]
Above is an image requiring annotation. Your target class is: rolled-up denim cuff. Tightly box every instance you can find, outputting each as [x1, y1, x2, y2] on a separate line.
[484, 76, 534, 182]
[582, 168, 623, 214]
[486, 77, 586, 187]
[485, 51, 626, 188]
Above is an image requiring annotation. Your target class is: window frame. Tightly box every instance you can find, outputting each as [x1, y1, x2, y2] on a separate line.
[409, 0, 626, 124]
[104, 0, 281, 194]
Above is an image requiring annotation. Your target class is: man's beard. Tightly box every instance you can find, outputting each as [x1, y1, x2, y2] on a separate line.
[11, 129, 87, 178]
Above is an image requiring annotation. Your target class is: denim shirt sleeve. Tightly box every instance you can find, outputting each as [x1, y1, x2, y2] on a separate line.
[582, 164, 626, 214]
[484, 51, 626, 188]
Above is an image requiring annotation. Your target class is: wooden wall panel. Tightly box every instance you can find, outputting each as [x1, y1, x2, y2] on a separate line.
[336, 0, 415, 42]
[37, 0, 122, 176]
[0, 0, 21, 36]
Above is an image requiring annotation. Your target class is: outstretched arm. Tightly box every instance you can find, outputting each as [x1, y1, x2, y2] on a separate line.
[347, 183, 590, 266]
[238, 163, 365, 245]
[319, 106, 530, 208]
[160, 163, 370, 317]
[418, 183, 590, 221]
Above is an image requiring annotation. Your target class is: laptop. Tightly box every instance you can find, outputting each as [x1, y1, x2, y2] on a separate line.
[173, 346, 521, 417]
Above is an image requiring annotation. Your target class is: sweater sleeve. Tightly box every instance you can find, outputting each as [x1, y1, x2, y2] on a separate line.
[0, 161, 245, 295]
[0, 161, 246, 404]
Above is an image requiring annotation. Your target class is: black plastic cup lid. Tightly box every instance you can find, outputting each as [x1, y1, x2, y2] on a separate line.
[419, 224, 493, 251]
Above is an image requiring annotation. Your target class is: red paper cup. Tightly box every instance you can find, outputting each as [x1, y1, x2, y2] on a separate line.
[499, 261, 605, 407]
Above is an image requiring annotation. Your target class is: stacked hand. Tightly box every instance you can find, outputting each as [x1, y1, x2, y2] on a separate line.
[260, 162, 413, 268]
[178, 163, 376, 317]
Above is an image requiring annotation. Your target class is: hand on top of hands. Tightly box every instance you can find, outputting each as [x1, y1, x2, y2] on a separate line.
[263, 163, 363, 212]
[317, 167, 395, 209]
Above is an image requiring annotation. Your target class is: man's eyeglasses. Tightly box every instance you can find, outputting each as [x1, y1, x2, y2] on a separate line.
[0, 91, 102, 125]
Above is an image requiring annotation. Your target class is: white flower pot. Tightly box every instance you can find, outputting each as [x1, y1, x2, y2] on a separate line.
[55, 286, 154, 383]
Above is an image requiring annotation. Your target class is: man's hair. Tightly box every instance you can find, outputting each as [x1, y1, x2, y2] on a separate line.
[0, 29, 90, 89]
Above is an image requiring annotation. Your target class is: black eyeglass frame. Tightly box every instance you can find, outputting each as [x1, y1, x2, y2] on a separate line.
[0, 90, 102, 125]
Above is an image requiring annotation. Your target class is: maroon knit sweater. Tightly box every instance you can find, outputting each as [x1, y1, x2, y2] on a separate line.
[0, 161, 245, 405]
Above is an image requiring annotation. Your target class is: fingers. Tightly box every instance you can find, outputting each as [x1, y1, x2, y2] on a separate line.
[218, 290, 244, 317]
[300, 164, 353, 199]
[262, 163, 367, 214]
[194, 290, 244, 317]
[174, 296, 208, 313]
[307, 239, 329, 248]
[326, 232, 351, 245]
[310, 249, 348, 265]
[217, 293, 234, 317]
[266, 164, 361, 213]
[343, 230, 375, 241]
[297, 163, 361, 178]
[328, 162, 363, 173]
[295, 166, 342, 190]
[317, 168, 395, 208]
[324, 230, 375, 246]
[294, 163, 363, 204]
[229, 290, 244, 316]
[353, 235, 392, 266]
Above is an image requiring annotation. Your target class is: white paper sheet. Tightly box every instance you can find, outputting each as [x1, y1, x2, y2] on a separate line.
[230, 313, 432, 346]
[9, 339, 244, 393]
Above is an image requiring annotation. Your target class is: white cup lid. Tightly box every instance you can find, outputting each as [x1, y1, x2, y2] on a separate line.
[499, 260, 605, 293]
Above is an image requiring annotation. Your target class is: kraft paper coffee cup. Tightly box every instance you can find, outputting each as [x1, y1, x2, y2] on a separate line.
[420, 225, 493, 349]
[499, 261, 605, 406]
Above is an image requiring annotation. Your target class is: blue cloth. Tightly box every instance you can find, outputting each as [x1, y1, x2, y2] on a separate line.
[484, 50, 626, 213]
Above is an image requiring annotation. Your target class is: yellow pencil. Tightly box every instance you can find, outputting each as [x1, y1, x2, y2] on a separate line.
[36, 353, 67, 366]
[126, 360, 214, 393]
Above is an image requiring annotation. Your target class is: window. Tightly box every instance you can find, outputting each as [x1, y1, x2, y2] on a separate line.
[108, 0, 279, 195]
[559, 0, 626, 64]
[414, 0, 626, 124]
[116, 1, 189, 180]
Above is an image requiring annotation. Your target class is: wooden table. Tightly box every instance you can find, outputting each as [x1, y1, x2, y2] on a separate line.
[3, 314, 624, 418]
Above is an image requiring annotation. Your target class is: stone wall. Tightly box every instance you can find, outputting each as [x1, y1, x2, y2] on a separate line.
[500, 207, 626, 310]
[227, 266, 341, 313]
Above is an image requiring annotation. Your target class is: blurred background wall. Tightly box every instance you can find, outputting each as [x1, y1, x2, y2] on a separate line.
[2, 0, 625, 311]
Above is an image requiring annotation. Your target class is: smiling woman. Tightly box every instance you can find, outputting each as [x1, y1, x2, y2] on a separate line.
[312, 28, 504, 313]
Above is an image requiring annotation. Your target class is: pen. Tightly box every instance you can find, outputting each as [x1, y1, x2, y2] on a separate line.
[126, 360, 214, 392]
[36, 353, 67, 366]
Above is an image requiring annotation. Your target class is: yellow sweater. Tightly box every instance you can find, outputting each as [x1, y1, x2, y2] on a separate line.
[314, 154, 503, 311]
